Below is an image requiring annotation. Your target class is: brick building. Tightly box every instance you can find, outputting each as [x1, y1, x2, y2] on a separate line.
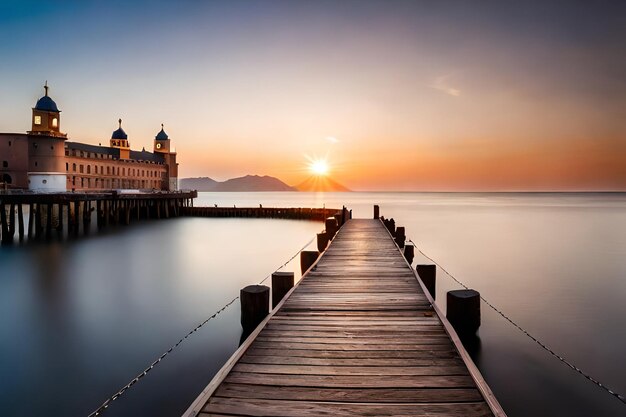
[0, 84, 178, 192]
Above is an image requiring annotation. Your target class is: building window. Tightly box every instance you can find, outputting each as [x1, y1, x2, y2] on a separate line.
[8, 141, 11, 147]
[107, 166, 110, 175]
[34, 115, 41, 125]
[72, 163, 76, 171]
[33, 143, 38, 149]
[52, 118, 58, 128]
[65, 163, 68, 171]
[34, 161, 38, 167]
[80, 165, 84, 173]
[42, 179, 47, 184]
[50, 146, 54, 150]
[122, 168, 125, 176]
[87, 165, 91, 174]
[2, 161, 7, 168]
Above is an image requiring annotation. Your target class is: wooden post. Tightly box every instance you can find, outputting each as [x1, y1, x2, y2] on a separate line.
[334, 213, 342, 228]
[300, 250, 319, 274]
[403, 244, 414, 264]
[271, 271, 294, 309]
[35, 204, 43, 239]
[124, 201, 131, 225]
[395, 226, 405, 248]
[164, 199, 170, 218]
[27, 203, 34, 239]
[8, 203, 16, 241]
[240, 285, 270, 331]
[416, 265, 436, 300]
[447, 289, 481, 334]
[374, 204, 380, 219]
[46, 203, 53, 239]
[325, 217, 338, 240]
[0, 204, 9, 244]
[316, 232, 329, 252]
[73, 201, 80, 235]
[56, 203, 63, 232]
[103, 200, 110, 227]
[17, 204, 24, 241]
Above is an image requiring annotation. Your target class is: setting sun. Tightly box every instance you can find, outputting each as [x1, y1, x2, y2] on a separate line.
[308, 158, 329, 176]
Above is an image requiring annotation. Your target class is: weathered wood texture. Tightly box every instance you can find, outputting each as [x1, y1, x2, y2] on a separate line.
[185, 219, 505, 417]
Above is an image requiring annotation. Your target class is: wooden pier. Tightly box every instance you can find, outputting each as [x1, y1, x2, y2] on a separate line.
[184, 218, 506, 417]
[182, 206, 340, 221]
[0, 190, 197, 244]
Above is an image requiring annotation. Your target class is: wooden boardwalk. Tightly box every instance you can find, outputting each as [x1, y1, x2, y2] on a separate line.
[184, 219, 506, 417]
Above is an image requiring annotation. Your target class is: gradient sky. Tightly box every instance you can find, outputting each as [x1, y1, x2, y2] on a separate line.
[1, 0, 624, 190]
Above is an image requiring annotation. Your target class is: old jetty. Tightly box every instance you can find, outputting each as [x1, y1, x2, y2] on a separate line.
[183, 216, 506, 416]
[0, 190, 197, 243]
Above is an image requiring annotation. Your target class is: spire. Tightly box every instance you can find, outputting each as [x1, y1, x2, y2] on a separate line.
[118, 118, 122, 128]
[161, 123, 164, 129]
[44, 81, 49, 97]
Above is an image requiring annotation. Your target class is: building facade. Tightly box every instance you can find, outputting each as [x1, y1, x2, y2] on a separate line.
[0, 84, 178, 192]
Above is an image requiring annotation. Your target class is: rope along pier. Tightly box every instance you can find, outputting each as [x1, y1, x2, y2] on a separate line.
[408, 239, 626, 406]
[87, 237, 315, 417]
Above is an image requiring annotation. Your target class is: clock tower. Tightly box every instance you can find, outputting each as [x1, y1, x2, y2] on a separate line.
[154, 124, 178, 191]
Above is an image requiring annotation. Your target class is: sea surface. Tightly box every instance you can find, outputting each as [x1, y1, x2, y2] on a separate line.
[0, 192, 625, 417]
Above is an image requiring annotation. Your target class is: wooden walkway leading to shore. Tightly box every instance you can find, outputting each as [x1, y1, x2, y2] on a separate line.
[184, 219, 506, 417]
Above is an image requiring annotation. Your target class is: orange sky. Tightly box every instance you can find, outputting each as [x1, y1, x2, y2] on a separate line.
[1, 2, 624, 191]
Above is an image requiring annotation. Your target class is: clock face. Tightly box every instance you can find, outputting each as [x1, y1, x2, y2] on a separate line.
[156, 143, 162, 149]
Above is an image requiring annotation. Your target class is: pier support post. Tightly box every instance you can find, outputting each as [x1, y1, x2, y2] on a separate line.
[447, 289, 481, 334]
[240, 285, 270, 331]
[17, 204, 24, 241]
[46, 203, 53, 239]
[56, 204, 63, 233]
[374, 205, 380, 219]
[300, 250, 319, 274]
[395, 226, 406, 248]
[317, 232, 329, 252]
[271, 271, 294, 309]
[325, 217, 338, 240]
[73, 201, 80, 236]
[0, 204, 9, 244]
[403, 244, 414, 264]
[27, 204, 34, 239]
[8, 204, 16, 242]
[416, 265, 436, 300]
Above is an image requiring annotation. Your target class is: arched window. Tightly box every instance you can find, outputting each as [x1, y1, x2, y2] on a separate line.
[87, 165, 91, 174]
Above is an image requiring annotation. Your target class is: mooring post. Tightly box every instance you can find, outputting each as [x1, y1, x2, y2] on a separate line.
[240, 285, 270, 331]
[403, 244, 414, 264]
[416, 264, 436, 300]
[271, 271, 294, 309]
[334, 213, 343, 229]
[300, 250, 319, 274]
[447, 289, 481, 334]
[374, 204, 380, 219]
[325, 217, 338, 240]
[395, 226, 406, 248]
[317, 232, 329, 252]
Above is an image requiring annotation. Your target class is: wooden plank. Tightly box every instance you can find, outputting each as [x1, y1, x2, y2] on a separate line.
[202, 398, 493, 417]
[214, 383, 484, 403]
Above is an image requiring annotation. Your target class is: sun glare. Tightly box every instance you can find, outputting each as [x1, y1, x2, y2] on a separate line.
[309, 159, 329, 176]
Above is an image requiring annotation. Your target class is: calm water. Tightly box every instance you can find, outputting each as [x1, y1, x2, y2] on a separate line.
[1, 192, 625, 416]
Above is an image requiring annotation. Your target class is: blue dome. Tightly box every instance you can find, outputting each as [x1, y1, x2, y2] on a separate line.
[35, 95, 60, 112]
[112, 119, 127, 139]
[155, 125, 168, 140]
[112, 128, 127, 140]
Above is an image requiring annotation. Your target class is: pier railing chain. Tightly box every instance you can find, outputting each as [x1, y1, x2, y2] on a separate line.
[408, 239, 626, 406]
[87, 236, 315, 417]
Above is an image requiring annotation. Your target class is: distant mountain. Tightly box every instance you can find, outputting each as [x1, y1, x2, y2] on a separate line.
[295, 176, 351, 192]
[180, 175, 297, 192]
[179, 177, 218, 191]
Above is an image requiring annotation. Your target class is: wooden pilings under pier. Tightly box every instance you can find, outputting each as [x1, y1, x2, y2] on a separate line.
[0, 190, 197, 244]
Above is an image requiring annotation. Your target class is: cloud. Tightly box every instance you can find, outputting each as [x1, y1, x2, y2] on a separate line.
[326, 136, 339, 144]
[431, 75, 461, 97]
